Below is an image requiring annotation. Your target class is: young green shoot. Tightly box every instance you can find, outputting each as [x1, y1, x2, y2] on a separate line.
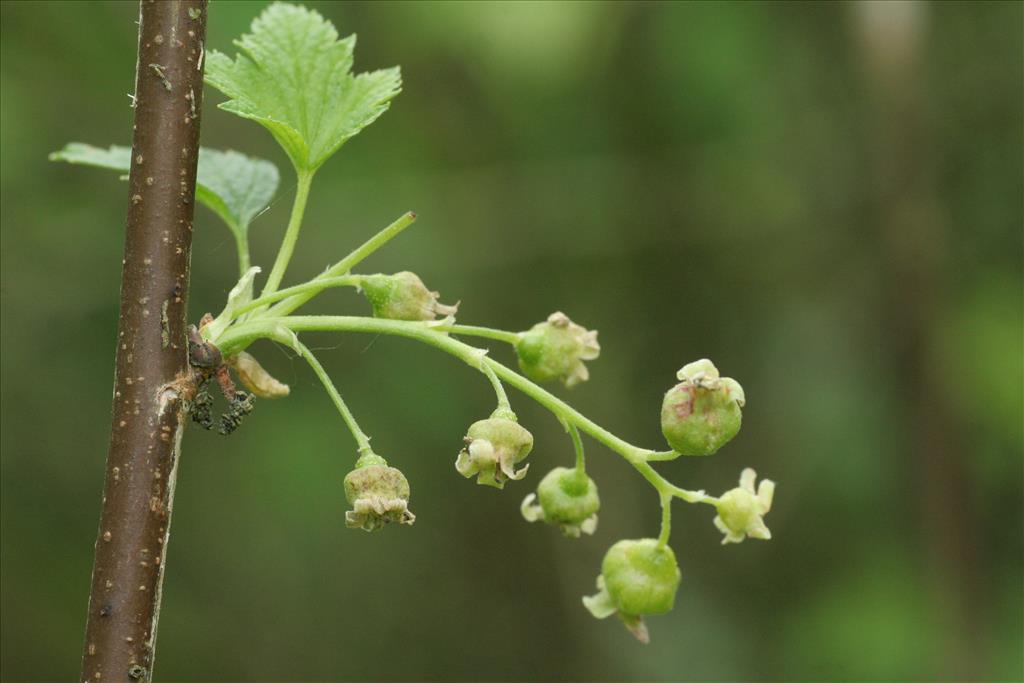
[55, 1, 776, 645]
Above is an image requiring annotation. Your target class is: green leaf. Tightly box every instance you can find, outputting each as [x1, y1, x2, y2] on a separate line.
[204, 2, 401, 174]
[49, 143, 279, 237]
[194, 149, 279, 234]
[49, 142, 131, 173]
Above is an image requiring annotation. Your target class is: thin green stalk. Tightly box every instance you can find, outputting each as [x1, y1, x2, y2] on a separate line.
[442, 324, 522, 346]
[236, 229, 250, 277]
[268, 211, 417, 317]
[646, 450, 683, 462]
[488, 356, 650, 466]
[672, 485, 718, 506]
[282, 333, 373, 457]
[262, 170, 314, 298]
[657, 492, 672, 548]
[234, 276, 362, 317]
[481, 362, 511, 413]
[568, 423, 586, 473]
[633, 460, 714, 505]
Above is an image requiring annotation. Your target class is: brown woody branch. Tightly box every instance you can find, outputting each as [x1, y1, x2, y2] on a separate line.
[80, 2, 207, 681]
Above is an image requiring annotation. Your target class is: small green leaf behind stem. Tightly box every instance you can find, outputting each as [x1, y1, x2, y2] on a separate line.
[50, 143, 279, 277]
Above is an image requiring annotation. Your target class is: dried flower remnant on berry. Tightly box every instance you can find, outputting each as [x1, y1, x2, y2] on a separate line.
[455, 411, 534, 489]
[660, 359, 744, 455]
[343, 453, 416, 532]
[360, 271, 458, 321]
[515, 312, 599, 388]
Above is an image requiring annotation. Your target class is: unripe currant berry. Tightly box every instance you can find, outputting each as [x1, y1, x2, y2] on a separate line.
[343, 453, 416, 532]
[515, 312, 600, 388]
[521, 467, 599, 537]
[360, 271, 458, 321]
[455, 410, 533, 489]
[583, 539, 681, 643]
[713, 468, 774, 544]
[660, 359, 745, 455]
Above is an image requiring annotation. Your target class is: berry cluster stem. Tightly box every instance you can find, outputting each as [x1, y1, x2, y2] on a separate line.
[234, 275, 363, 317]
[442, 324, 522, 346]
[212, 315, 715, 506]
[481, 361, 512, 413]
[283, 333, 374, 458]
[268, 211, 418, 317]
[568, 422, 586, 474]
[657, 492, 672, 548]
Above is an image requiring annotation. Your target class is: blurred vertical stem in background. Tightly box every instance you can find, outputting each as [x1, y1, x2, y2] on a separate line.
[79, 2, 207, 682]
[853, 3, 979, 679]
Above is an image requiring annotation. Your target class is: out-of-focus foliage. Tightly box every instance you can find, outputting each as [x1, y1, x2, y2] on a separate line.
[1, 2, 1020, 681]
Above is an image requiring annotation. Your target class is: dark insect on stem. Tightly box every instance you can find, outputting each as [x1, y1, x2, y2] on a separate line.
[189, 379, 215, 430]
[187, 319, 255, 435]
[218, 391, 254, 435]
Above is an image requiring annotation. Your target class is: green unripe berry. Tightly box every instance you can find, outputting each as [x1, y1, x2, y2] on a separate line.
[516, 312, 600, 388]
[343, 453, 416, 532]
[521, 466, 600, 537]
[455, 412, 534, 489]
[360, 271, 458, 321]
[538, 467, 600, 522]
[601, 539, 680, 616]
[583, 539, 681, 643]
[660, 358, 744, 455]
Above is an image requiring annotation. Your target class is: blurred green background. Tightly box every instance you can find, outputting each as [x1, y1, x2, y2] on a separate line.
[2, 1, 1021, 681]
